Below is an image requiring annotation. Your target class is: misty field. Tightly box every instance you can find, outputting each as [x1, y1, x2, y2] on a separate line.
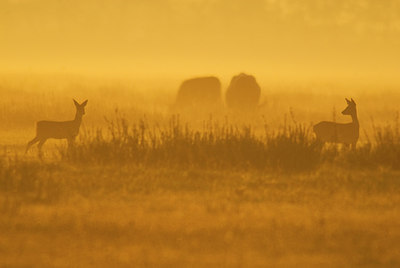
[1, 75, 400, 267]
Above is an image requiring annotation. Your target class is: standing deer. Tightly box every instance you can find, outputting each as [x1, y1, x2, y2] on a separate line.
[313, 98, 359, 149]
[26, 99, 88, 156]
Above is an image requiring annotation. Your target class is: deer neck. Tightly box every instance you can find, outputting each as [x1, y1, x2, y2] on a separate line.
[74, 112, 83, 128]
[351, 111, 359, 127]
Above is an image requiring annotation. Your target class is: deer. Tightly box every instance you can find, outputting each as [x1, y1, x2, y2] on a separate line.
[313, 98, 359, 150]
[26, 99, 88, 156]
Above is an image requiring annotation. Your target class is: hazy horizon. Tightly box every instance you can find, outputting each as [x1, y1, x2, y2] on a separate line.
[1, 0, 400, 83]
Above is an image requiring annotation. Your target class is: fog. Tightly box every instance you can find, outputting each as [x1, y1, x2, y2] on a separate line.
[1, 0, 400, 83]
[2, 3, 400, 266]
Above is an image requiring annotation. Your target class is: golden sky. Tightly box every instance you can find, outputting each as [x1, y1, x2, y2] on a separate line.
[1, 0, 399, 81]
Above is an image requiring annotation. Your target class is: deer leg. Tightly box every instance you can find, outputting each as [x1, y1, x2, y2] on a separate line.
[37, 139, 47, 158]
[343, 143, 350, 150]
[26, 136, 39, 154]
[315, 139, 325, 149]
[67, 137, 75, 150]
[351, 142, 357, 151]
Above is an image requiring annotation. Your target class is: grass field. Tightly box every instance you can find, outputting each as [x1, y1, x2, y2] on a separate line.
[1, 74, 400, 267]
[1, 162, 400, 267]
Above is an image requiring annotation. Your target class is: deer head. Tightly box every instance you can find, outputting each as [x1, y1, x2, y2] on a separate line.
[342, 98, 356, 116]
[73, 99, 88, 116]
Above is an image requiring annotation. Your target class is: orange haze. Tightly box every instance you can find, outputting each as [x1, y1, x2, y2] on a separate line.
[1, 0, 400, 83]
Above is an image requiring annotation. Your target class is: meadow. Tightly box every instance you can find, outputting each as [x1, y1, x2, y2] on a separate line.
[1, 74, 400, 266]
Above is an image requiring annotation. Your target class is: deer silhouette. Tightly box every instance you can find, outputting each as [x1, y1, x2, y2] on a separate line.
[313, 98, 359, 149]
[26, 99, 88, 156]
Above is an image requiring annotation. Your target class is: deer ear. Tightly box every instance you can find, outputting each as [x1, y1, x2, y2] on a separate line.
[351, 98, 356, 104]
[345, 98, 351, 104]
[81, 100, 88, 106]
[73, 99, 79, 106]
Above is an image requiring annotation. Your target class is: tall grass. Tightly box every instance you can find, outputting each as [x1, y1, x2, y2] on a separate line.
[54, 114, 400, 172]
[371, 122, 400, 169]
[60, 115, 321, 172]
[0, 157, 63, 215]
[265, 124, 322, 172]
[334, 119, 400, 170]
